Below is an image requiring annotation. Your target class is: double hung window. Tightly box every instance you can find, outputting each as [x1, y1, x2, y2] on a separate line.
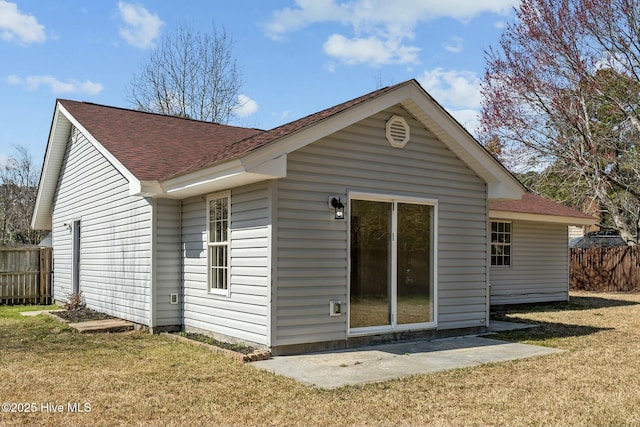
[207, 192, 230, 293]
[491, 221, 512, 267]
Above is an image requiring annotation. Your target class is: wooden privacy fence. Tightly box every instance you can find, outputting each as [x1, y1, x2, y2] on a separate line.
[0, 247, 52, 305]
[570, 246, 640, 292]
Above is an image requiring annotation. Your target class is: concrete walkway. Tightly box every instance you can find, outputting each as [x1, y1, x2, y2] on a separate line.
[253, 324, 561, 389]
[19, 310, 54, 317]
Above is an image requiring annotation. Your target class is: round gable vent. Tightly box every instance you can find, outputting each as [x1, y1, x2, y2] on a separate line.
[386, 115, 410, 148]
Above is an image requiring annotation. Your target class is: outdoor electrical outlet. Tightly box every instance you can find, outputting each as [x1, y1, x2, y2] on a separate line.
[170, 293, 179, 305]
[329, 300, 341, 316]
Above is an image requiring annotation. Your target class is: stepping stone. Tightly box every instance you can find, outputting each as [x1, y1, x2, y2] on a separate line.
[68, 319, 134, 333]
[20, 310, 53, 317]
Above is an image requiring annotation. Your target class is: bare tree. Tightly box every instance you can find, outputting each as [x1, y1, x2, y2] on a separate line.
[0, 146, 46, 246]
[480, 0, 640, 243]
[127, 23, 243, 124]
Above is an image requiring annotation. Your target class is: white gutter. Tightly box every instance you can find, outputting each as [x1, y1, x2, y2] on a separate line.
[153, 154, 287, 200]
[489, 210, 597, 226]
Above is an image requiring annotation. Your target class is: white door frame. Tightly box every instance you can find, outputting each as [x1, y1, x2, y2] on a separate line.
[347, 191, 438, 337]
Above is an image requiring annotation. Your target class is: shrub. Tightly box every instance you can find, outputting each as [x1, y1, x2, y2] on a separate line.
[64, 291, 86, 311]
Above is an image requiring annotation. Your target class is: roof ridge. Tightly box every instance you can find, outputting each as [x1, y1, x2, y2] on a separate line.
[163, 80, 417, 179]
[261, 80, 414, 133]
[57, 98, 265, 132]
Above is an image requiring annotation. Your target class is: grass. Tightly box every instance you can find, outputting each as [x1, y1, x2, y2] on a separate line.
[1, 291, 640, 426]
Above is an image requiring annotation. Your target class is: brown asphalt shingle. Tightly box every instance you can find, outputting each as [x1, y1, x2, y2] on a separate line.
[59, 83, 591, 220]
[59, 80, 411, 182]
[489, 192, 594, 219]
[59, 100, 263, 182]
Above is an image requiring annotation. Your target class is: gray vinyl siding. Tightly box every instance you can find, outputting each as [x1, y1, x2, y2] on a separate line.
[273, 106, 488, 347]
[51, 127, 152, 324]
[490, 220, 569, 305]
[181, 182, 271, 345]
[153, 198, 181, 326]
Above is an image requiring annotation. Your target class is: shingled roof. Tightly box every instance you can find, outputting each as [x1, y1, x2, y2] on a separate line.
[59, 100, 264, 182]
[489, 193, 595, 221]
[34, 79, 529, 230]
[59, 81, 408, 182]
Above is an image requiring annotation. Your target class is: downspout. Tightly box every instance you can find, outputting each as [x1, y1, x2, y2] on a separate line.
[267, 181, 278, 349]
[179, 200, 184, 331]
[150, 198, 157, 332]
[485, 196, 491, 328]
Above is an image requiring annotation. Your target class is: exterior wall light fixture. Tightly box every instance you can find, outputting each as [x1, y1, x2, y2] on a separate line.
[329, 196, 345, 220]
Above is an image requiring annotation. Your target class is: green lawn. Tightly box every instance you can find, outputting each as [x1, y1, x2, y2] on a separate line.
[1, 292, 640, 426]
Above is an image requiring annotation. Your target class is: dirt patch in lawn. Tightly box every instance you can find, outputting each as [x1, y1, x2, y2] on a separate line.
[51, 308, 116, 323]
[178, 332, 257, 355]
[165, 332, 271, 363]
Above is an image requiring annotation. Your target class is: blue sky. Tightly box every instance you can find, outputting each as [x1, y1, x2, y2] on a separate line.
[0, 0, 518, 167]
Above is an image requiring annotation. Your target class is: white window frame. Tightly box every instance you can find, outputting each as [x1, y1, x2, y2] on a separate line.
[491, 220, 512, 267]
[206, 191, 231, 295]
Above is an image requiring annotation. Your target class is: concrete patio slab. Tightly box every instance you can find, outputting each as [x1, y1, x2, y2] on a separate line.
[252, 334, 562, 389]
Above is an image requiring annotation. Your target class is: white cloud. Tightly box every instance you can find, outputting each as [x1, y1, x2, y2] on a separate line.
[7, 75, 103, 95]
[443, 36, 463, 53]
[494, 20, 507, 29]
[323, 34, 419, 66]
[264, 0, 517, 65]
[235, 95, 258, 117]
[418, 68, 483, 134]
[418, 68, 481, 109]
[448, 108, 481, 135]
[264, 0, 346, 40]
[117, 1, 164, 49]
[271, 110, 290, 122]
[266, 0, 517, 39]
[0, 0, 46, 45]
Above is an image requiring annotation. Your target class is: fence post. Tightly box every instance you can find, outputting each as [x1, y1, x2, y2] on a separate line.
[39, 248, 45, 305]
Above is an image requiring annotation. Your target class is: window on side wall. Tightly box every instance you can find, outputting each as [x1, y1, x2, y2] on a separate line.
[491, 221, 512, 267]
[207, 192, 230, 294]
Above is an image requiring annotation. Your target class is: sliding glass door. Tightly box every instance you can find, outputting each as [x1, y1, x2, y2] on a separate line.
[349, 200, 392, 328]
[350, 195, 436, 333]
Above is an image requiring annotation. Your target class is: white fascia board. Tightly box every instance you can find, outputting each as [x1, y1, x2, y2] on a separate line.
[32, 102, 146, 229]
[243, 88, 414, 165]
[490, 210, 597, 226]
[135, 181, 165, 197]
[486, 181, 525, 201]
[160, 154, 287, 199]
[57, 104, 141, 192]
[400, 89, 525, 201]
[31, 105, 70, 230]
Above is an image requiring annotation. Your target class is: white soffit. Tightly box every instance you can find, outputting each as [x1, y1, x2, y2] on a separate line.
[31, 106, 70, 230]
[160, 154, 287, 199]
